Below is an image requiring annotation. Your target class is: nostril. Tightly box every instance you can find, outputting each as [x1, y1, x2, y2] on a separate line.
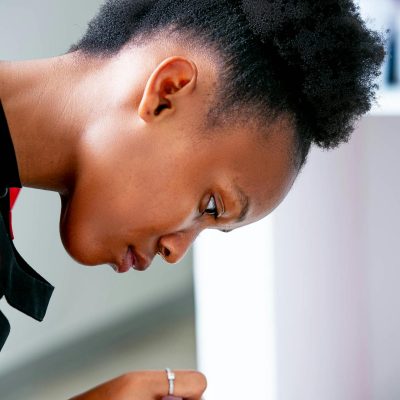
[163, 247, 171, 257]
[158, 245, 171, 259]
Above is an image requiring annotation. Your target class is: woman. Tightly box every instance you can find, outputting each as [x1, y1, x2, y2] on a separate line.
[0, 0, 384, 398]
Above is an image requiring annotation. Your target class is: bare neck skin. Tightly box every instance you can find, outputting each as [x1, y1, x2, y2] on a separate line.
[0, 53, 103, 194]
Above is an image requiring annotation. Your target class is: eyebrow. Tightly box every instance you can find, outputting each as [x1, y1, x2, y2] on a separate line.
[219, 185, 250, 233]
[235, 185, 250, 223]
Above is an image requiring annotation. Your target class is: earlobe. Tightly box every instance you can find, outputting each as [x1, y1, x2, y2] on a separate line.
[138, 56, 197, 123]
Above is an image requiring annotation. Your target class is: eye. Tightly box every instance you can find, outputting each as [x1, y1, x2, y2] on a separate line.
[203, 195, 219, 220]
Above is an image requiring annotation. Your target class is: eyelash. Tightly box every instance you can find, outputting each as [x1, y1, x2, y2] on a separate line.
[202, 195, 220, 220]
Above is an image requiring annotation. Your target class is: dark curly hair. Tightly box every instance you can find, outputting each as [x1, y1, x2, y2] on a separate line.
[69, 0, 385, 166]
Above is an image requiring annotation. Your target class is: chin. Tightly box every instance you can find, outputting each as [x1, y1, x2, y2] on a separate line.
[59, 220, 104, 267]
[59, 196, 112, 267]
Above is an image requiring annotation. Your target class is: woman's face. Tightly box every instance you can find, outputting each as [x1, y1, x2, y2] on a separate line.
[59, 53, 298, 272]
[60, 117, 297, 272]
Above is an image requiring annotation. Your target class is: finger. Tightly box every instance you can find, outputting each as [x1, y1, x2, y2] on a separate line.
[134, 370, 207, 400]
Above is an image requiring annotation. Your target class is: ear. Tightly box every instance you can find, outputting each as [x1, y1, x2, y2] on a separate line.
[138, 56, 198, 123]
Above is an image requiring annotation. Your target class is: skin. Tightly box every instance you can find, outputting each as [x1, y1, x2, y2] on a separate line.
[0, 36, 298, 398]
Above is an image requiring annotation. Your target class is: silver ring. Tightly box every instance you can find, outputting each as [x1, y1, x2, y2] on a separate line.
[165, 367, 175, 396]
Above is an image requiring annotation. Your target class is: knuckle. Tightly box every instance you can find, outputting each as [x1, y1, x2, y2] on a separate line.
[119, 371, 139, 386]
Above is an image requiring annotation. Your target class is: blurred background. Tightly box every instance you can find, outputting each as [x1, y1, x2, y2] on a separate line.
[0, 1, 399, 399]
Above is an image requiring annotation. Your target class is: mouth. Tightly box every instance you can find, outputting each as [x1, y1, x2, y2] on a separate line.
[112, 246, 149, 273]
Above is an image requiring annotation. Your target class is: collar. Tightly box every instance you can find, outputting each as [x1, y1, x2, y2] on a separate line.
[0, 100, 21, 190]
[0, 100, 54, 352]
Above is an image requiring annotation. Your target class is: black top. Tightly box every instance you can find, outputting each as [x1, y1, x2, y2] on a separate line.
[0, 101, 54, 351]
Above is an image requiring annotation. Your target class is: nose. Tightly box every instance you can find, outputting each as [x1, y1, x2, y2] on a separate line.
[158, 229, 200, 264]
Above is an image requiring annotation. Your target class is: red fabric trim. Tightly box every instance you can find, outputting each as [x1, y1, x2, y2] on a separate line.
[8, 188, 20, 240]
[10, 188, 20, 209]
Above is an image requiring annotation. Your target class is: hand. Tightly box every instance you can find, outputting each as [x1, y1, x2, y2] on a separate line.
[69, 369, 207, 400]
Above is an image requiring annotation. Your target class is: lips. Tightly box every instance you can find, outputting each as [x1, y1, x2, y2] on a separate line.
[116, 246, 149, 273]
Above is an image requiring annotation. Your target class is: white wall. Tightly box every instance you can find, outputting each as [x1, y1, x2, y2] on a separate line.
[194, 218, 277, 400]
[273, 115, 400, 400]
[362, 117, 400, 400]
[195, 114, 400, 400]
[273, 121, 373, 400]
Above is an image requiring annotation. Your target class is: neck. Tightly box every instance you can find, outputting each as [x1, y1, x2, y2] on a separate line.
[0, 53, 100, 193]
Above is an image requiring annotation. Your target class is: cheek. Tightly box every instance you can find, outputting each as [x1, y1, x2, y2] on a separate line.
[59, 170, 197, 265]
[63, 125, 204, 265]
